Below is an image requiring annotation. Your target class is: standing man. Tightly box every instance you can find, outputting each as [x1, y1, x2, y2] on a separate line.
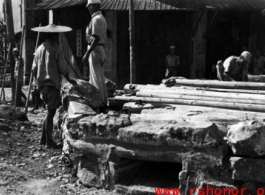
[31, 24, 77, 149]
[216, 51, 252, 82]
[165, 45, 180, 78]
[82, 0, 108, 109]
[253, 49, 265, 75]
[13, 47, 27, 105]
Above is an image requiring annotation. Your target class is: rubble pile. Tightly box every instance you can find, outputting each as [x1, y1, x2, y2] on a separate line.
[59, 78, 265, 194]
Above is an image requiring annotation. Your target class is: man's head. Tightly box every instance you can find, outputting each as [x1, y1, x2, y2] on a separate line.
[239, 51, 252, 65]
[170, 45, 176, 55]
[13, 47, 19, 58]
[86, 0, 100, 14]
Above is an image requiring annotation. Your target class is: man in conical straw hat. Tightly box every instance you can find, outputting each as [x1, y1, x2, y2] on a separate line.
[82, 0, 108, 112]
[31, 23, 77, 149]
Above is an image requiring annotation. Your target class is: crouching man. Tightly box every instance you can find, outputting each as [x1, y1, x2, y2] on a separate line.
[216, 51, 252, 82]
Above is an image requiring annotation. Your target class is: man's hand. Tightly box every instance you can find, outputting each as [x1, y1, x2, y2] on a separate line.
[82, 52, 90, 64]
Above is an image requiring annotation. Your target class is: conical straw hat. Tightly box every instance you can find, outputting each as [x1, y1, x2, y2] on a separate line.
[31, 24, 72, 33]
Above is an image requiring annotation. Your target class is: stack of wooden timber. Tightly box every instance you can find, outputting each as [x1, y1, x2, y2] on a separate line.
[109, 79, 265, 112]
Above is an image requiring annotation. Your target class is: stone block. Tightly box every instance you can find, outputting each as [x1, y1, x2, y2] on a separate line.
[179, 170, 235, 195]
[230, 157, 265, 183]
[61, 79, 102, 109]
[77, 154, 100, 188]
[227, 120, 265, 157]
[68, 101, 96, 117]
[78, 113, 132, 139]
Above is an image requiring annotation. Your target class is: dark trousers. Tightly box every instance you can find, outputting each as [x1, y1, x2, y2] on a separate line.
[40, 109, 56, 145]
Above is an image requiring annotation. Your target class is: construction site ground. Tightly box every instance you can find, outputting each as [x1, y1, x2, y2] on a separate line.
[0, 87, 115, 195]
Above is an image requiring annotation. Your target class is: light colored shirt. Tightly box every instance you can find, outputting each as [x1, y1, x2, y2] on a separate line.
[253, 56, 265, 75]
[14, 57, 24, 84]
[32, 39, 68, 90]
[166, 54, 180, 68]
[223, 56, 248, 81]
[86, 11, 107, 45]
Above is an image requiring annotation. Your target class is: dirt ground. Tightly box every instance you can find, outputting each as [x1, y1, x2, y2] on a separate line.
[0, 87, 117, 195]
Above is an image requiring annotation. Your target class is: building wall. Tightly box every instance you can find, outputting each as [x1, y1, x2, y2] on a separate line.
[12, 0, 23, 33]
[116, 11, 193, 89]
[0, 0, 24, 33]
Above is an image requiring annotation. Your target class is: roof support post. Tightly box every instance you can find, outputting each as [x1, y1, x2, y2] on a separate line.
[4, 0, 16, 104]
[192, 8, 206, 38]
[203, 10, 218, 39]
[129, 0, 136, 84]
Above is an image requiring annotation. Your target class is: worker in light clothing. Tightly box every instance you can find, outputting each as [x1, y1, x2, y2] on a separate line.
[82, 0, 107, 109]
[13, 47, 27, 106]
[31, 24, 77, 149]
[165, 45, 180, 78]
[216, 51, 252, 82]
[253, 49, 265, 75]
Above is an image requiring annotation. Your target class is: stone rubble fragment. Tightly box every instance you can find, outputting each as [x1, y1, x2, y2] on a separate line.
[227, 120, 265, 157]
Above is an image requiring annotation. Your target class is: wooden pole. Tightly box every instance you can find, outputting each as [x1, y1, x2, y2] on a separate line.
[112, 95, 265, 112]
[137, 91, 265, 105]
[138, 88, 265, 101]
[173, 79, 265, 90]
[124, 83, 265, 95]
[129, 0, 136, 83]
[4, 0, 16, 104]
[25, 24, 41, 114]
[124, 84, 169, 94]
[14, 25, 25, 108]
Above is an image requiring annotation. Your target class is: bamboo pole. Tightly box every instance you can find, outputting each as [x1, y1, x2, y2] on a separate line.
[138, 88, 265, 101]
[173, 79, 265, 90]
[137, 91, 265, 105]
[112, 95, 265, 112]
[14, 25, 25, 108]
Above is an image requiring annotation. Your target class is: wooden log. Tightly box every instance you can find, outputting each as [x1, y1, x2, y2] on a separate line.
[174, 79, 265, 90]
[137, 91, 265, 105]
[138, 88, 265, 101]
[112, 95, 265, 112]
[183, 86, 265, 95]
[124, 84, 170, 94]
[124, 83, 265, 95]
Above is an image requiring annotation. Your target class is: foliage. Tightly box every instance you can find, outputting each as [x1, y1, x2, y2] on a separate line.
[0, 18, 7, 66]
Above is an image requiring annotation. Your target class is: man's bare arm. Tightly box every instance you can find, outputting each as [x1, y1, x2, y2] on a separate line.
[223, 72, 235, 82]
